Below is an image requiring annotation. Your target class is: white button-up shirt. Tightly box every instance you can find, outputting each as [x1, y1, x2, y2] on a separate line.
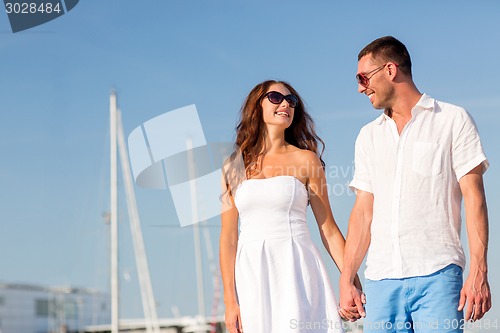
[350, 94, 489, 280]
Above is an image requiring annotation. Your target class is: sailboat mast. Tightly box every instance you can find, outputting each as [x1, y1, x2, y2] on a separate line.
[116, 110, 160, 333]
[110, 91, 119, 333]
[186, 138, 206, 319]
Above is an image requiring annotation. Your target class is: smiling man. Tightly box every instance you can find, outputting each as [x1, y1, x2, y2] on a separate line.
[338, 36, 491, 332]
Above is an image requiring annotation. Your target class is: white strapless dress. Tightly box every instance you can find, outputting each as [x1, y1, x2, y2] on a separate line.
[234, 175, 343, 333]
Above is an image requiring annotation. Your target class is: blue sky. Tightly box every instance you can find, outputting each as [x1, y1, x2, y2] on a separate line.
[1, 0, 499, 327]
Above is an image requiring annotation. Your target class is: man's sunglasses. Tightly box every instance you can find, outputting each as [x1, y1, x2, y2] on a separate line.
[356, 63, 398, 88]
[263, 91, 298, 108]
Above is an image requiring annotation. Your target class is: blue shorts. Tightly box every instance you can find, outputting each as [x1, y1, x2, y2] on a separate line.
[363, 264, 464, 333]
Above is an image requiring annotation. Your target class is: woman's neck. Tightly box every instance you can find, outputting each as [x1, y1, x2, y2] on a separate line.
[262, 129, 287, 154]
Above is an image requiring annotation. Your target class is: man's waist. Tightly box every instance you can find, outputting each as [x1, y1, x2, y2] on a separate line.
[364, 249, 466, 281]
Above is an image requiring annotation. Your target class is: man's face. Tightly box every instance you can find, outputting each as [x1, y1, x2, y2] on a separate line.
[357, 55, 394, 110]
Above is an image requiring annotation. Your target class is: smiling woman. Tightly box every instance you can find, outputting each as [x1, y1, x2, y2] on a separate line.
[219, 79, 359, 333]
[230, 80, 324, 180]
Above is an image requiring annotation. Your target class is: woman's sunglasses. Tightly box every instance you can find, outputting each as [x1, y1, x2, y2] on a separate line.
[263, 91, 298, 108]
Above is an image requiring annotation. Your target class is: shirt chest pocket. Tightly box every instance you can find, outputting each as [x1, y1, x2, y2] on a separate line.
[412, 142, 444, 176]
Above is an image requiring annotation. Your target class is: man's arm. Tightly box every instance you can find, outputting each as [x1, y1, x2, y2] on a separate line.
[339, 190, 373, 321]
[458, 163, 491, 321]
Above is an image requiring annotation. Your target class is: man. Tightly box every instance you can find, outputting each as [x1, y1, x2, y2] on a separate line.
[339, 36, 491, 332]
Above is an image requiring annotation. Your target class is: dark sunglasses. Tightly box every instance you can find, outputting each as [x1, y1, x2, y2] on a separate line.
[356, 63, 388, 88]
[263, 91, 298, 108]
[356, 63, 399, 88]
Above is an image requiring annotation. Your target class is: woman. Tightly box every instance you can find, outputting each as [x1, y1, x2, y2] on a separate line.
[220, 80, 353, 333]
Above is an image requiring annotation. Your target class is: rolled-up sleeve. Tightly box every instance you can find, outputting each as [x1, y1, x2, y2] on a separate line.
[349, 128, 373, 193]
[452, 109, 489, 180]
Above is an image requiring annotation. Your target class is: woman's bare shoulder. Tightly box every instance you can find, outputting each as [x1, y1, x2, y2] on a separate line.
[288, 146, 320, 163]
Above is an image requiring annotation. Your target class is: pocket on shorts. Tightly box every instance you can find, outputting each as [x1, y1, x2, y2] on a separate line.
[438, 264, 463, 283]
[412, 142, 443, 176]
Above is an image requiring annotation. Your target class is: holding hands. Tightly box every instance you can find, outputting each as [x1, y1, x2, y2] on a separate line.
[339, 276, 366, 322]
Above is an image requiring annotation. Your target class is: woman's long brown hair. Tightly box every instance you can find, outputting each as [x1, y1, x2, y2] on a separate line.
[224, 80, 325, 196]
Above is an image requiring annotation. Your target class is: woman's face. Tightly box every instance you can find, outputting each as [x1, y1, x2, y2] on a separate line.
[261, 83, 295, 129]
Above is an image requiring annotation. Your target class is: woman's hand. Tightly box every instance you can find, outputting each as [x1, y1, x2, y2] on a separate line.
[339, 279, 366, 321]
[225, 302, 243, 333]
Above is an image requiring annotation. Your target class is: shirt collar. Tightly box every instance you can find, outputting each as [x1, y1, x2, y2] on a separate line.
[376, 93, 435, 125]
[412, 93, 435, 114]
[376, 113, 387, 125]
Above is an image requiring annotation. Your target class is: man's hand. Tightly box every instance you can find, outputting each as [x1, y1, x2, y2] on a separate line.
[339, 278, 366, 321]
[458, 165, 491, 321]
[458, 270, 491, 321]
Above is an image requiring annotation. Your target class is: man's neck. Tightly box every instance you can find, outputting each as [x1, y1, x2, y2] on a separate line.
[388, 87, 423, 134]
